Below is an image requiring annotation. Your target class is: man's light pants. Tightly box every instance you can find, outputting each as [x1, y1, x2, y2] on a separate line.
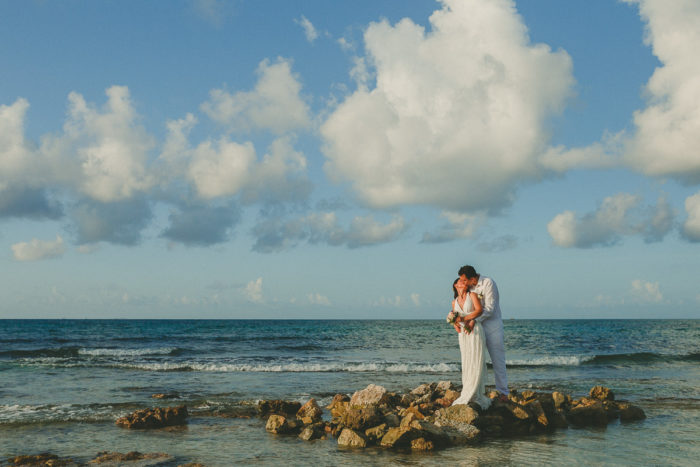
[483, 324, 509, 395]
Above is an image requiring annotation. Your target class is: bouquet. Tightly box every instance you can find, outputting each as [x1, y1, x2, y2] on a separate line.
[446, 310, 460, 324]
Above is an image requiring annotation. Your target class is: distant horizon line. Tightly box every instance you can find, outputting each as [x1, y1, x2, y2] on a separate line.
[1, 317, 697, 321]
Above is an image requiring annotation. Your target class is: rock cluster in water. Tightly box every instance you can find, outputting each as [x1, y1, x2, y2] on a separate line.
[260, 382, 646, 451]
[4, 451, 192, 466]
[115, 405, 188, 429]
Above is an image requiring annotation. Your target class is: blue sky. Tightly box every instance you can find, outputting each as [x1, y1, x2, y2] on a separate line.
[1, 0, 699, 319]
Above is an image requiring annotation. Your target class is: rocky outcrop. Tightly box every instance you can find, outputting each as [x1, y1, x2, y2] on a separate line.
[590, 385, 615, 401]
[258, 400, 301, 417]
[88, 451, 173, 465]
[6, 453, 76, 466]
[115, 406, 188, 429]
[265, 414, 303, 434]
[296, 398, 323, 424]
[337, 428, 368, 448]
[349, 384, 390, 407]
[151, 393, 178, 399]
[261, 383, 646, 453]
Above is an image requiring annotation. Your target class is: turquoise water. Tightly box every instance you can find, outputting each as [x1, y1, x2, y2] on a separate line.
[1, 319, 698, 465]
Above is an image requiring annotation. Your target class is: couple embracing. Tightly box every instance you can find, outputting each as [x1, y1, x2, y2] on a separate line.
[449, 265, 508, 410]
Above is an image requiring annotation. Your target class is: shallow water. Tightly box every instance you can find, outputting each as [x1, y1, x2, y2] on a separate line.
[1, 319, 698, 465]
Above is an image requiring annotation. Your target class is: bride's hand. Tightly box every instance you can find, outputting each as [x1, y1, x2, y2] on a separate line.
[453, 323, 461, 333]
[467, 320, 475, 331]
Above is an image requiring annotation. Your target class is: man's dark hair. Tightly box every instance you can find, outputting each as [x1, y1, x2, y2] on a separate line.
[458, 265, 478, 279]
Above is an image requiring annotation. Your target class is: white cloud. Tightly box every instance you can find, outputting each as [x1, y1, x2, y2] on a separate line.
[158, 116, 310, 202]
[296, 15, 318, 43]
[631, 279, 663, 303]
[374, 295, 402, 307]
[191, 0, 229, 27]
[245, 277, 263, 303]
[682, 191, 700, 241]
[252, 212, 407, 252]
[307, 293, 331, 306]
[621, 0, 700, 182]
[321, 0, 574, 211]
[0, 98, 36, 182]
[547, 193, 674, 248]
[201, 58, 311, 134]
[422, 211, 482, 243]
[187, 138, 256, 199]
[12, 235, 65, 261]
[40, 86, 155, 202]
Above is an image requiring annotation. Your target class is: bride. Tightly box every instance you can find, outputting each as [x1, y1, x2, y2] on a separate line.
[450, 277, 491, 410]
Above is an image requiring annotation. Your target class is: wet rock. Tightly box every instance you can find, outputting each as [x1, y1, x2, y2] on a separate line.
[478, 414, 505, 436]
[434, 404, 480, 426]
[552, 391, 570, 410]
[399, 393, 418, 407]
[409, 419, 451, 448]
[115, 406, 188, 429]
[349, 384, 389, 407]
[590, 386, 615, 401]
[383, 412, 401, 427]
[436, 380, 455, 393]
[402, 405, 426, 420]
[567, 400, 608, 427]
[298, 422, 326, 441]
[341, 406, 383, 431]
[89, 451, 173, 466]
[337, 428, 368, 448]
[296, 398, 323, 424]
[410, 383, 436, 396]
[265, 414, 303, 434]
[501, 401, 531, 421]
[258, 400, 302, 417]
[379, 426, 420, 448]
[327, 394, 350, 419]
[523, 399, 549, 430]
[520, 390, 536, 401]
[7, 453, 76, 466]
[588, 386, 615, 401]
[435, 389, 460, 407]
[436, 422, 481, 445]
[617, 402, 646, 422]
[364, 423, 388, 443]
[411, 437, 434, 451]
[549, 410, 569, 429]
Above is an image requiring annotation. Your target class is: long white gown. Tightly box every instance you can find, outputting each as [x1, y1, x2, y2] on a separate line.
[451, 293, 492, 410]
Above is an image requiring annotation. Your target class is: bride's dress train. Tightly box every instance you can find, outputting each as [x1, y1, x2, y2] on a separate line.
[451, 295, 491, 410]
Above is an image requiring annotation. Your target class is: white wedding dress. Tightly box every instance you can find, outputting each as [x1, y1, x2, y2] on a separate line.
[451, 293, 491, 410]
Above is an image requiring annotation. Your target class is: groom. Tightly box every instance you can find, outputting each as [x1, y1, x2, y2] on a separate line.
[459, 265, 509, 400]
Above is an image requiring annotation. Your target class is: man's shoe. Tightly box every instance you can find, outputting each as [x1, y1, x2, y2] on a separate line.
[498, 394, 509, 403]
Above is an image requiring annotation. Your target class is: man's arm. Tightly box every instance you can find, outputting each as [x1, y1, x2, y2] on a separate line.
[475, 277, 498, 323]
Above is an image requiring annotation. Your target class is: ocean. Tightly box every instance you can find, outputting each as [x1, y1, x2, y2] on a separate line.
[1, 319, 698, 466]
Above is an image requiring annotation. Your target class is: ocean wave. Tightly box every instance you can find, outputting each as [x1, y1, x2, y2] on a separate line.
[505, 356, 593, 367]
[110, 361, 460, 373]
[584, 352, 700, 365]
[0, 402, 138, 425]
[77, 347, 181, 357]
[0, 347, 81, 359]
[0, 346, 182, 360]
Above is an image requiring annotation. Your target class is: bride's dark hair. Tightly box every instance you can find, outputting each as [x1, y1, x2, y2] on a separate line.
[452, 278, 459, 299]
